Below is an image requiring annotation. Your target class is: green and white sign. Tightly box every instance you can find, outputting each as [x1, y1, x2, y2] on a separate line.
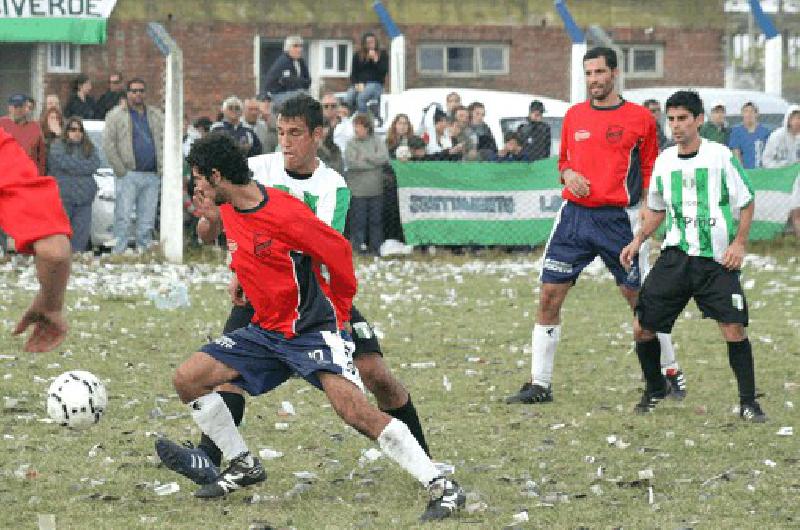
[392, 159, 798, 246]
[0, 0, 117, 44]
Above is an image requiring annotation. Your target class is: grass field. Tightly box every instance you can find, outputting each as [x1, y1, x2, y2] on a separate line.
[0, 242, 798, 529]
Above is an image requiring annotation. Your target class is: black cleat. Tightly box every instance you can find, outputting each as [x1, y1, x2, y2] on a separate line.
[634, 386, 668, 414]
[506, 382, 553, 404]
[155, 438, 220, 485]
[420, 477, 466, 521]
[194, 452, 266, 499]
[740, 401, 767, 423]
[665, 370, 687, 400]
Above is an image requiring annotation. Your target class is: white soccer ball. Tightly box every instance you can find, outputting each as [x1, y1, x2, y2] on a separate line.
[46, 370, 108, 429]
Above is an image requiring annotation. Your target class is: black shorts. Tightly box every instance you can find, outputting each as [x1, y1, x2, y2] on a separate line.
[636, 248, 749, 333]
[223, 303, 382, 357]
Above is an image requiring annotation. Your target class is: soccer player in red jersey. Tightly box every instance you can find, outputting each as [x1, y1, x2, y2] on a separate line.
[0, 128, 72, 352]
[507, 46, 682, 404]
[157, 133, 464, 521]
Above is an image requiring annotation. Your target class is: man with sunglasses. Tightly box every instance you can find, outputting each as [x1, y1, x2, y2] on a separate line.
[103, 78, 165, 254]
[97, 72, 126, 118]
[210, 96, 262, 158]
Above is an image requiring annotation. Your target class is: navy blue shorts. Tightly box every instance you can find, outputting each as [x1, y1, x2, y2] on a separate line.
[540, 201, 640, 288]
[200, 325, 363, 396]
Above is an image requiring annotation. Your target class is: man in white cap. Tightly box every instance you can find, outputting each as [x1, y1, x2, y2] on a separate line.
[699, 100, 730, 145]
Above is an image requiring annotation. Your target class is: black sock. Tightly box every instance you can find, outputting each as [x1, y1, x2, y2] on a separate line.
[728, 339, 756, 403]
[383, 395, 431, 458]
[198, 391, 245, 467]
[636, 338, 666, 393]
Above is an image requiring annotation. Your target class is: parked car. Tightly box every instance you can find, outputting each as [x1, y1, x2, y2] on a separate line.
[378, 88, 571, 156]
[623, 87, 792, 131]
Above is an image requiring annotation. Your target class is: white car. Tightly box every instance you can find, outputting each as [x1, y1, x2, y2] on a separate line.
[623, 87, 792, 130]
[83, 120, 135, 250]
[378, 88, 571, 155]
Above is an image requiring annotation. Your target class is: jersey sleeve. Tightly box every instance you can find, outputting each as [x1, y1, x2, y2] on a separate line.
[726, 154, 755, 208]
[557, 110, 572, 175]
[276, 196, 357, 324]
[0, 130, 72, 253]
[315, 184, 351, 233]
[639, 112, 659, 190]
[647, 157, 668, 211]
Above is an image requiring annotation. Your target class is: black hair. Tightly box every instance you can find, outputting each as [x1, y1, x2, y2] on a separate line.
[583, 46, 618, 69]
[193, 116, 213, 132]
[186, 132, 251, 185]
[278, 94, 324, 131]
[127, 77, 146, 91]
[642, 98, 660, 108]
[665, 90, 704, 118]
[504, 131, 522, 144]
[71, 74, 90, 93]
[741, 101, 759, 113]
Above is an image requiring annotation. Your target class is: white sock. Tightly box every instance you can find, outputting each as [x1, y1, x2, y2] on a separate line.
[189, 392, 249, 462]
[377, 418, 439, 486]
[657, 333, 679, 372]
[531, 324, 560, 387]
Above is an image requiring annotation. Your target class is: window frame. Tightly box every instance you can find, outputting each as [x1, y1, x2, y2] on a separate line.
[619, 44, 664, 79]
[47, 43, 81, 74]
[417, 43, 510, 77]
[318, 40, 352, 78]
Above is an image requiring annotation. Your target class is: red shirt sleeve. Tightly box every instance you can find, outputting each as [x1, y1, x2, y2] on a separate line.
[639, 112, 659, 191]
[557, 108, 573, 178]
[274, 194, 357, 325]
[0, 129, 72, 253]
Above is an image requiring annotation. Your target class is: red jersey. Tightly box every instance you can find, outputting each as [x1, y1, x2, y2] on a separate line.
[0, 117, 47, 175]
[0, 129, 71, 253]
[221, 184, 357, 338]
[558, 99, 658, 208]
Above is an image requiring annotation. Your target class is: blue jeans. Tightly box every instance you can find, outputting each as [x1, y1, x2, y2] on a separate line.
[113, 170, 160, 253]
[63, 201, 92, 252]
[346, 82, 383, 113]
[349, 196, 383, 254]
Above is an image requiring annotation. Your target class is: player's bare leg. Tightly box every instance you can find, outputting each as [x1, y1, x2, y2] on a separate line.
[318, 372, 464, 521]
[507, 282, 570, 404]
[156, 353, 265, 492]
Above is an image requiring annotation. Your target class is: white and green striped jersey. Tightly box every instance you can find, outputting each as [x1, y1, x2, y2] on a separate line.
[247, 153, 351, 234]
[648, 139, 754, 263]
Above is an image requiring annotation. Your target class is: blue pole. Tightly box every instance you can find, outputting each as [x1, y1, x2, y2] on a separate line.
[373, 1, 402, 39]
[554, 0, 585, 44]
[748, 0, 779, 39]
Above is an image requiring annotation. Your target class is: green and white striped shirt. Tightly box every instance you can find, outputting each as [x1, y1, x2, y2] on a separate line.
[649, 139, 754, 262]
[248, 153, 351, 234]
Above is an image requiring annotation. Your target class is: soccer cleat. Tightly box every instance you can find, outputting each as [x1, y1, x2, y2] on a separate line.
[505, 382, 553, 404]
[155, 438, 220, 485]
[194, 452, 266, 499]
[740, 401, 767, 423]
[665, 369, 687, 400]
[634, 386, 669, 414]
[420, 477, 466, 521]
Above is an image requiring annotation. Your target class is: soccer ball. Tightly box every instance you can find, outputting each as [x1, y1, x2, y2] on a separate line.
[46, 370, 107, 429]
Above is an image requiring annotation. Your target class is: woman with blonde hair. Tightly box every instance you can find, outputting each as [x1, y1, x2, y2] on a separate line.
[46, 116, 102, 251]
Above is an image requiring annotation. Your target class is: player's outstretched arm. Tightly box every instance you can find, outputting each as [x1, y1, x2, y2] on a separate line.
[14, 234, 71, 352]
[621, 209, 666, 270]
[721, 201, 754, 271]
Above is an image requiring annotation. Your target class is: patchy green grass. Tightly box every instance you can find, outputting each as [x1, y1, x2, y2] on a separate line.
[0, 244, 798, 529]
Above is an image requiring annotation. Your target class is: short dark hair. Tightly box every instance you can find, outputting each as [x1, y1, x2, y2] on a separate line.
[127, 77, 146, 90]
[351, 112, 374, 135]
[468, 101, 485, 112]
[583, 46, 618, 69]
[186, 132, 251, 185]
[278, 94, 324, 131]
[504, 131, 522, 145]
[665, 90, 704, 118]
[642, 98, 660, 108]
[742, 101, 759, 113]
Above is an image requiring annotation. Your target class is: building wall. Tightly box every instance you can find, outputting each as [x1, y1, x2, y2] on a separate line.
[42, 0, 727, 121]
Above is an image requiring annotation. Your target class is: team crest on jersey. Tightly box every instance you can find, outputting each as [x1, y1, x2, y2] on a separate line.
[227, 239, 238, 253]
[606, 125, 624, 143]
[253, 233, 272, 258]
[574, 130, 591, 142]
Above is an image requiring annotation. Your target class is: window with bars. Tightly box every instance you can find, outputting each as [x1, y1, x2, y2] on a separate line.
[417, 44, 509, 77]
[47, 43, 80, 74]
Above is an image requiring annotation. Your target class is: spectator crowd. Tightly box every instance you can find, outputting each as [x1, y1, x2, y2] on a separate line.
[1, 32, 799, 258]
